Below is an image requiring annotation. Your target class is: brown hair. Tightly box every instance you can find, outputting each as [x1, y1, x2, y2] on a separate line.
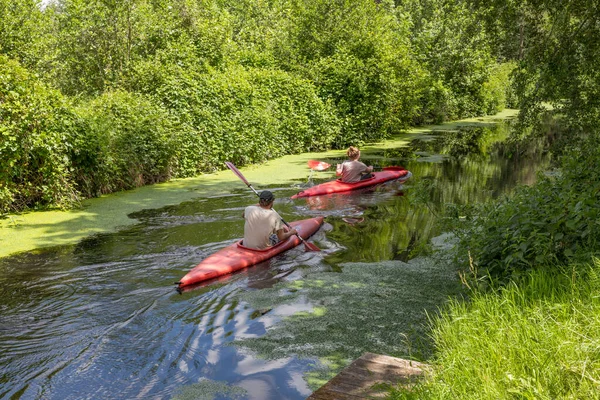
[346, 146, 360, 160]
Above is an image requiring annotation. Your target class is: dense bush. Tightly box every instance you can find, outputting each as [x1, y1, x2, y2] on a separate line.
[140, 65, 339, 173]
[71, 91, 179, 196]
[280, 0, 426, 144]
[306, 50, 424, 147]
[0, 56, 79, 213]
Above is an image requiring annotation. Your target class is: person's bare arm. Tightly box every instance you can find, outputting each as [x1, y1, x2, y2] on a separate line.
[276, 227, 297, 241]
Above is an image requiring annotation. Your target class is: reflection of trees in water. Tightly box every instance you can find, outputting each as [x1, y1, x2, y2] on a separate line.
[322, 120, 556, 265]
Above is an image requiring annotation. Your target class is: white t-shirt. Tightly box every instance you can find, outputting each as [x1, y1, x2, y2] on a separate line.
[243, 205, 284, 249]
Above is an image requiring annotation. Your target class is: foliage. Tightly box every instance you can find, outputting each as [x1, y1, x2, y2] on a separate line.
[46, 0, 235, 96]
[140, 65, 339, 173]
[0, 0, 50, 67]
[215, 0, 282, 68]
[449, 127, 600, 285]
[71, 90, 179, 196]
[306, 49, 423, 146]
[282, 0, 426, 144]
[481, 62, 517, 113]
[402, 0, 500, 120]
[0, 0, 522, 213]
[470, 0, 600, 132]
[0, 55, 80, 213]
[389, 261, 600, 399]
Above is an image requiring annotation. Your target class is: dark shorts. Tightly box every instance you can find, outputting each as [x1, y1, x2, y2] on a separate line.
[269, 233, 279, 245]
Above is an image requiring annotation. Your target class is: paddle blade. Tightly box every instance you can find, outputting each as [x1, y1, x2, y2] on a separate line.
[225, 161, 251, 187]
[307, 160, 331, 171]
[303, 240, 321, 252]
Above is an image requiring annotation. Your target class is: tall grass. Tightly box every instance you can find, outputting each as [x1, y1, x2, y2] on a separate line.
[389, 260, 600, 399]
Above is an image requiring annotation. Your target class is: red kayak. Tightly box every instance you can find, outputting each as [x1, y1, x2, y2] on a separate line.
[291, 167, 411, 199]
[177, 216, 324, 287]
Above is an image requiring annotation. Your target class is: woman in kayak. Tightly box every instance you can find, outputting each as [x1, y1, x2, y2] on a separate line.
[242, 190, 298, 249]
[336, 146, 374, 183]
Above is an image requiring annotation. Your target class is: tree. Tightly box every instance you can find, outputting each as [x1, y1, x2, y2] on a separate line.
[0, 0, 50, 68]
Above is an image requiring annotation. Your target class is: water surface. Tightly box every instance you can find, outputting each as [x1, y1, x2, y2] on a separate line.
[0, 120, 553, 399]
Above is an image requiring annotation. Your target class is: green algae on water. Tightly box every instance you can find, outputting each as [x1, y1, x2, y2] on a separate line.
[0, 109, 519, 259]
[171, 379, 247, 400]
[232, 253, 463, 389]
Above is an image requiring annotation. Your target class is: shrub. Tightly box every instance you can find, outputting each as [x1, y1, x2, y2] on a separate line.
[143, 65, 339, 172]
[306, 50, 423, 147]
[453, 128, 600, 284]
[71, 91, 178, 196]
[0, 55, 79, 213]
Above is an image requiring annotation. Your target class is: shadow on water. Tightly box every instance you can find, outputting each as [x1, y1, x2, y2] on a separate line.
[0, 118, 555, 399]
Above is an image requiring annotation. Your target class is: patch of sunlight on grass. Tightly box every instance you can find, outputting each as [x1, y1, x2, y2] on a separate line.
[233, 255, 463, 390]
[171, 379, 247, 400]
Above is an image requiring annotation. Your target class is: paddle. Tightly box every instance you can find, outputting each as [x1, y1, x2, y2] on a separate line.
[225, 162, 320, 252]
[307, 160, 406, 171]
[307, 160, 332, 171]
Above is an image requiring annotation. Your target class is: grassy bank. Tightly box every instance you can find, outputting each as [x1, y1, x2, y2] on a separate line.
[389, 261, 600, 399]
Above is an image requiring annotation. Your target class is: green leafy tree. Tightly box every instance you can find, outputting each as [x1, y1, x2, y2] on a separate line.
[44, 0, 143, 95]
[467, 0, 600, 131]
[0, 0, 51, 68]
[402, 0, 502, 119]
[277, 0, 426, 145]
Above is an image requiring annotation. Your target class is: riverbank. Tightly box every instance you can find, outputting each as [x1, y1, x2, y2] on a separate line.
[388, 261, 600, 399]
[0, 109, 518, 258]
[386, 115, 600, 398]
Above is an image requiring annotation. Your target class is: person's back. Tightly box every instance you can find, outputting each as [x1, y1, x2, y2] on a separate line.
[242, 190, 297, 249]
[336, 146, 373, 183]
[243, 204, 281, 249]
[338, 160, 370, 183]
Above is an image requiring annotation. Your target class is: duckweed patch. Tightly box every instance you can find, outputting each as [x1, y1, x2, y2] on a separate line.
[0, 110, 518, 258]
[171, 379, 247, 400]
[233, 256, 463, 388]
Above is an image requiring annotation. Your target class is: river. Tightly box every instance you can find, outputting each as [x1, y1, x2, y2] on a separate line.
[0, 117, 553, 399]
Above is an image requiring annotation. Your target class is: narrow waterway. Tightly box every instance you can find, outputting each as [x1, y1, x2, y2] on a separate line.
[0, 119, 553, 399]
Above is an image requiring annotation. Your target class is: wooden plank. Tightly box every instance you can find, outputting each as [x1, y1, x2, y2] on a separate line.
[308, 353, 428, 400]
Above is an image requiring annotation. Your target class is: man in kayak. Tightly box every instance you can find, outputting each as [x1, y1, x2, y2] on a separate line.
[336, 146, 374, 183]
[243, 190, 298, 249]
